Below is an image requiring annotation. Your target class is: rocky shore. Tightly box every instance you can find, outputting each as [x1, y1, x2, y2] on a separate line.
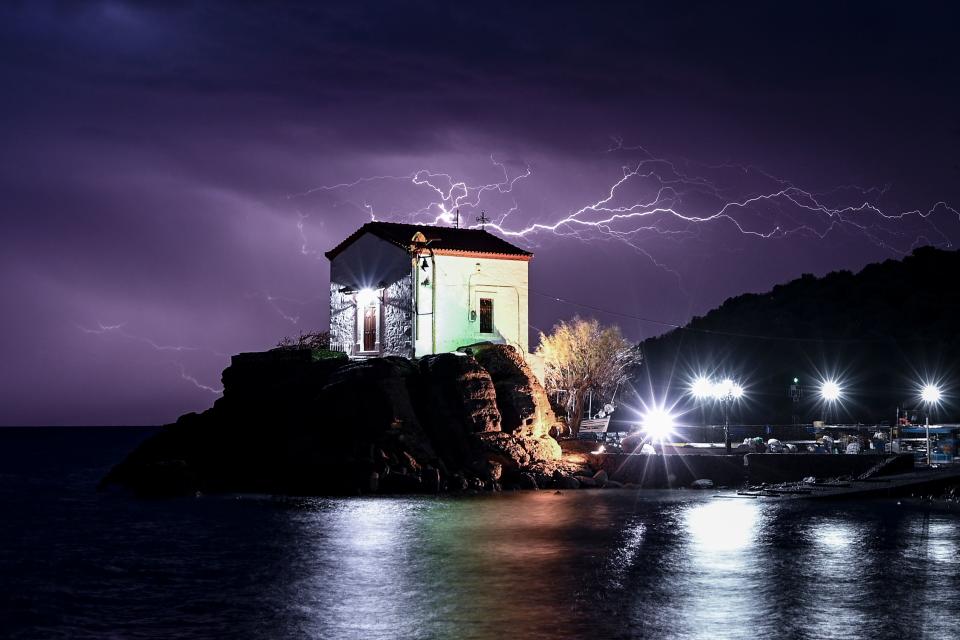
[102, 343, 596, 497]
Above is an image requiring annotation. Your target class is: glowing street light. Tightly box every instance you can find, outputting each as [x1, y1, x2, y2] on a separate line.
[819, 380, 842, 425]
[688, 375, 745, 453]
[691, 376, 714, 400]
[920, 383, 942, 466]
[716, 379, 744, 400]
[641, 408, 676, 442]
[820, 380, 841, 402]
[921, 384, 942, 404]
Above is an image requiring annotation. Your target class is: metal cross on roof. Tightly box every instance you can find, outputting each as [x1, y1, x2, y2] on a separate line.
[476, 210, 489, 230]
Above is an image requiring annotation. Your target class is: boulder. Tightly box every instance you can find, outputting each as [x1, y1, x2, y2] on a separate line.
[419, 353, 501, 433]
[421, 467, 441, 493]
[593, 469, 609, 486]
[557, 475, 581, 490]
[691, 478, 715, 490]
[517, 473, 539, 490]
[574, 475, 598, 488]
[523, 436, 562, 462]
[469, 343, 562, 439]
[318, 357, 424, 438]
[380, 471, 423, 494]
[475, 432, 562, 469]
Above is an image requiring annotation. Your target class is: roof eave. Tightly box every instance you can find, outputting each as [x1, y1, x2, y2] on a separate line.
[432, 248, 533, 261]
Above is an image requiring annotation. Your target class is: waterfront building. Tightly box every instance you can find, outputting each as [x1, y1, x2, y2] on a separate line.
[325, 221, 533, 361]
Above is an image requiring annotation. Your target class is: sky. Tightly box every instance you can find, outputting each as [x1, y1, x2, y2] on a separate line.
[1, 1, 959, 425]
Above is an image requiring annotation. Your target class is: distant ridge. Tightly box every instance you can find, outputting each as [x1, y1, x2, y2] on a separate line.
[639, 246, 960, 424]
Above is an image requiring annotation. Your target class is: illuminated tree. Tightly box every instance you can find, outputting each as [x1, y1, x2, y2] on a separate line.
[537, 316, 640, 437]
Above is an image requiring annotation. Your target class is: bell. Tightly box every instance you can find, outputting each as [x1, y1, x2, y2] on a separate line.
[420, 258, 429, 271]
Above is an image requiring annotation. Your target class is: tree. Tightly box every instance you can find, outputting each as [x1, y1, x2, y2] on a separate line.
[276, 330, 330, 350]
[537, 316, 641, 437]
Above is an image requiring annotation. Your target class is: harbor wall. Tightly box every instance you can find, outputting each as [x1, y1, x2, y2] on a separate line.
[590, 454, 745, 488]
[587, 453, 915, 488]
[744, 453, 914, 484]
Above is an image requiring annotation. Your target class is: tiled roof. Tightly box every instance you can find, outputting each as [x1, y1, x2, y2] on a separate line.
[325, 221, 533, 260]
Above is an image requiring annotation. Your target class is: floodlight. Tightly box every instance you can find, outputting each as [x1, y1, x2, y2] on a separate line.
[691, 376, 714, 399]
[820, 380, 841, 402]
[356, 288, 377, 306]
[921, 384, 942, 404]
[712, 378, 738, 400]
[641, 408, 675, 441]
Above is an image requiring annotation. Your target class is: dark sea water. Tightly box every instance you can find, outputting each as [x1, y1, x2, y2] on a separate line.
[1, 427, 959, 640]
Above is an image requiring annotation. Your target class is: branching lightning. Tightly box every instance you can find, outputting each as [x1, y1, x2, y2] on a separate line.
[77, 322, 227, 356]
[77, 322, 225, 395]
[243, 291, 324, 326]
[290, 142, 959, 265]
[177, 364, 223, 395]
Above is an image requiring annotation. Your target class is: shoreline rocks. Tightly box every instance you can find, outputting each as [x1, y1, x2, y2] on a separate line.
[101, 344, 587, 498]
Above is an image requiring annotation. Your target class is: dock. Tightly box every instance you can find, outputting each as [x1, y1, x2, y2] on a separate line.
[737, 464, 960, 500]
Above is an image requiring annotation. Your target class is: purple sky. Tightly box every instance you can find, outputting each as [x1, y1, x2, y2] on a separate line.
[2, 2, 959, 425]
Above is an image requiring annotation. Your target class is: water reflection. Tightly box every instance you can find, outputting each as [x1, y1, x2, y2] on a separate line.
[686, 499, 759, 554]
[290, 500, 422, 638]
[9, 455, 960, 640]
[261, 494, 960, 640]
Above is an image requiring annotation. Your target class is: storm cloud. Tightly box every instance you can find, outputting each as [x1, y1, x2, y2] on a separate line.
[1, 1, 958, 424]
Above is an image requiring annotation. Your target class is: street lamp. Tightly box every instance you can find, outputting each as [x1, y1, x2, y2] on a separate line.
[691, 376, 714, 400]
[641, 407, 676, 443]
[819, 380, 842, 424]
[689, 375, 714, 432]
[687, 375, 745, 453]
[920, 384, 942, 466]
[712, 378, 744, 454]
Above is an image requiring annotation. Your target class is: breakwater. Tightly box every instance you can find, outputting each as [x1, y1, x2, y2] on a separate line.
[586, 452, 914, 488]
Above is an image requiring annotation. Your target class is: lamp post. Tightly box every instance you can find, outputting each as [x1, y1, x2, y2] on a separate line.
[713, 378, 744, 454]
[921, 384, 942, 467]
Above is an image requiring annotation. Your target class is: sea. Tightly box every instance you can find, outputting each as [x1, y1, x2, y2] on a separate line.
[1, 427, 958, 640]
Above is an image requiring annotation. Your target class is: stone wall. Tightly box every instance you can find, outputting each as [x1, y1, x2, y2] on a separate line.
[589, 453, 746, 488]
[328, 283, 355, 353]
[329, 274, 414, 357]
[382, 274, 414, 358]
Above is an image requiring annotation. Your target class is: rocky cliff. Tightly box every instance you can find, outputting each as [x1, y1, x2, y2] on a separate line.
[102, 344, 567, 497]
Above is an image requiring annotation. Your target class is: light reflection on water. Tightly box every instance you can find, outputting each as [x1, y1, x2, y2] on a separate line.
[265, 493, 960, 640]
[4, 434, 960, 640]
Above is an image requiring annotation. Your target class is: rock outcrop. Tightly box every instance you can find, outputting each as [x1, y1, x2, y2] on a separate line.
[468, 343, 562, 461]
[102, 345, 565, 497]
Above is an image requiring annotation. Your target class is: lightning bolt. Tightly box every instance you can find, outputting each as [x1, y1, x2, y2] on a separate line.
[288, 154, 531, 227]
[291, 141, 958, 259]
[77, 322, 227, 356]
[243, 290, 325, 325]
[177, 364, 223, 395]
[77, 322, 225, 395]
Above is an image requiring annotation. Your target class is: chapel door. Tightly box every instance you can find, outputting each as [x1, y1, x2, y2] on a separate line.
[363, 302, 377, 351]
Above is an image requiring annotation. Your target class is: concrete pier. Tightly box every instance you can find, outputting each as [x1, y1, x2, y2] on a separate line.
[586, 452, 914, 488]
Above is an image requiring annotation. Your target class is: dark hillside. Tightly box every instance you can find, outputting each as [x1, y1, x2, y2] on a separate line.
[639, 247, 960, 425]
